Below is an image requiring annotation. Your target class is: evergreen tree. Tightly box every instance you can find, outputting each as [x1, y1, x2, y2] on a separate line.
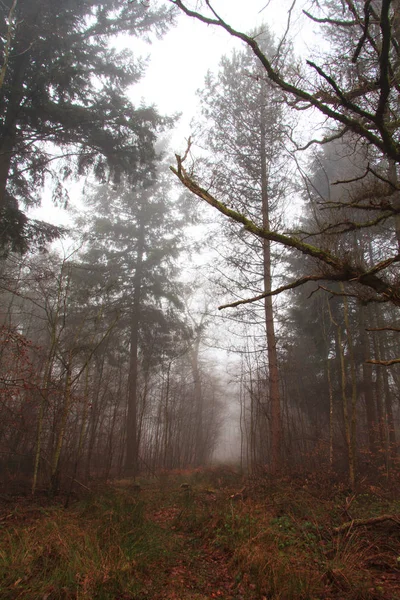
[77, 170, 186, 475]
[0, 0, 174, 253]
[197, 29, 292, 471]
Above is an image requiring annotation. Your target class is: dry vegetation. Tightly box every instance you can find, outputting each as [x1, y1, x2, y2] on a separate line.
[0, 467, 399, 599]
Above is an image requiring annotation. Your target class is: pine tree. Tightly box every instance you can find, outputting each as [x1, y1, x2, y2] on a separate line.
[77, 170, 186, 475]
[197, 29, 291, 471]
[0, 0, 174, 253]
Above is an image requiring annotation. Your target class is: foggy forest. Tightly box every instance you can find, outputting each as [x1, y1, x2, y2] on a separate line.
[0, 1, 400, 598]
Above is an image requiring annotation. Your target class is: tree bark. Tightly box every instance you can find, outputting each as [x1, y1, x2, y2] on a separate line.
[260, 103, 281, 473]
[359, 303, 378, 456]
[125, 220, 145, 477]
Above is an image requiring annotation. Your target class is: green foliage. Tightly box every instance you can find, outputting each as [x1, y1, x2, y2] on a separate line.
[0, 0, 174, 253]
[76, 176, 189, 369]
[0, 488, 174, 599]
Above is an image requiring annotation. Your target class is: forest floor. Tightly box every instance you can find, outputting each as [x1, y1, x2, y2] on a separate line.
[0, 467, 400, 599]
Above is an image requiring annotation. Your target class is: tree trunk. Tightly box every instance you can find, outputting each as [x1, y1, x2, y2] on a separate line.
[341, 284, 357, 486]
[125, 220, 145, 476]
[260, 104, 281, 473]
[50, 361, 72, 496]
[190, 335, 204, 466]
[359, 303, 378, 456]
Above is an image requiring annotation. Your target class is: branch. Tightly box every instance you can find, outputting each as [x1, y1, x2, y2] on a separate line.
[303, 10, 356, 27]
[170, 154, 400, 305]
[366, 358, 400, 366]
[366, 326, 400, 332]
[306, 60, 375, 123]
[376, 0, 392, 123]
[332, 514, 400, 534]
[218, 275, 324, 310]
[298, 212, 395, 237]
[352, 0, 372, 62]
[294, 127, 349, 152]
[169, 0, 400, 161]
[318, 284, 375, 301]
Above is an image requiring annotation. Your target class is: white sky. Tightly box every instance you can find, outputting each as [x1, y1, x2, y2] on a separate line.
[133, 0, 314, 148]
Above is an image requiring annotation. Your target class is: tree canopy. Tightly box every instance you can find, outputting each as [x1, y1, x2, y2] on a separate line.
[0, 0, 174, 253]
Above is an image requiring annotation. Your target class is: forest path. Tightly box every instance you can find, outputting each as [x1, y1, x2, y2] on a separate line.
[144, 501, 247, 600]
[1, 470, 399, 599]
[116, 476, 255, 600]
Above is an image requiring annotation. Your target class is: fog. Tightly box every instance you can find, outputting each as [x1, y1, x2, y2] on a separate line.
[1, 0, 399, 497]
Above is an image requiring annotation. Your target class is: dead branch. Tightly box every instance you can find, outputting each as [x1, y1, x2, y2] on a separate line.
[219, 275, 325, 309]
[170, 153, 400, 307]
[366, 326, 400, 332]
[333, 513, 400, 534]
[303, 10, 356, 27]
[366, 358, 400, 366]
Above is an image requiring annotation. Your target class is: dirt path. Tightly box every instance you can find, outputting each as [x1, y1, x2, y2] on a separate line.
[143, 496, 253, 600]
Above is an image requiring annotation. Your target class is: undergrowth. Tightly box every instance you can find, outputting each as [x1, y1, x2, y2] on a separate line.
[0, 467, 399, 599]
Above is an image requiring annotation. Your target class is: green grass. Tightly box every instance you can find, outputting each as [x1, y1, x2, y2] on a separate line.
[0, 488, 176, 599]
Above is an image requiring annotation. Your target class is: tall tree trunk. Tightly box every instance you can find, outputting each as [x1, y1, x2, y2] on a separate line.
[163, 360, 172, 469]
[341, 285, 357, 486]
[190, 335, 204, 466]
[50, 361, 72, 496]
[359, 303, 378, 456]
[260, 105, 281, 473]
[328, 298, 355, 488]
[125, 221, 145, 476]
[322, 298, 334, 466]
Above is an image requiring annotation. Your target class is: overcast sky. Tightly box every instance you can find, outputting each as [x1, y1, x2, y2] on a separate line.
[134, 0, 314, 147]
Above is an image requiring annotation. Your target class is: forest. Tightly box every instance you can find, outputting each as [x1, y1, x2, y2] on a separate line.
[0, 0, 400, 598]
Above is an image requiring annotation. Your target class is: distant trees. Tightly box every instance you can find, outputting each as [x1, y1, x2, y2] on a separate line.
[196, 30, 292, 471]
[0, 165, 225, 491]
[0, 0, 174, 254]
[170, 0, 400, 482]
[77, 173, 186, 476]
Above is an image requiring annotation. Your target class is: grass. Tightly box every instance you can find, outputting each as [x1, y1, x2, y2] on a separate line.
[0, 468, 399, 599]
[0, 487, 176, 599]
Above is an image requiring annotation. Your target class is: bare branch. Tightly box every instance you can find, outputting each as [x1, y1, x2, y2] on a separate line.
[169, 0, 400, 162]
[218, 275, 324, 310]
[333, 514, 400, 534]
[170, 154, 400, 305]
[294, 127, 349, 152]
[303, 10, 356, 27]
[332, 167, 370, 186]
[352, 0, 372, 62]
[366, 358, 400, 366]
[275, 0, 296, 61]
[366, 326, 400, 332]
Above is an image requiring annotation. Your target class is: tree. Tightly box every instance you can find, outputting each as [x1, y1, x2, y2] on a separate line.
[77, 170, 186, 476]
[169, 0, 400, 313]
[196, 30, 292, 471]
[0, 0, 174, 253]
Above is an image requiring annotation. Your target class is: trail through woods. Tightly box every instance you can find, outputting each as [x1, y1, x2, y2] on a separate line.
[145, 504, 245, 599]
[1, 468, 400, 599]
